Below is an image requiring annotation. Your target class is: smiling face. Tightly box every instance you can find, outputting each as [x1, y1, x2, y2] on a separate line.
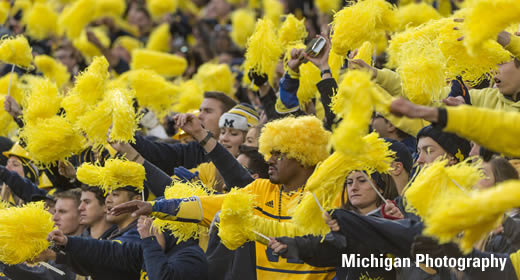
[346, 171, 381, 213]
[218, 127, 246, 157]
[495, 60, 520, 96]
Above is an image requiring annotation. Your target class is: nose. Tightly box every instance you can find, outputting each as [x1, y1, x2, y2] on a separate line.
[416, 151, 426, 166]
[52, 213, 59, 222]
[78, 202, 85, 212]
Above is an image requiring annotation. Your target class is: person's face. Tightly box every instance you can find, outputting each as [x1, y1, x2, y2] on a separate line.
[245, 127, 259, 148]
[237, 153, 260, 179]
[346, 171, 380, 211]
[266, 151, 301, 184]
[105, 190, 137, 225]
[495, 60, 520, 96]
[79, 191, 106, 226]
[199, 98, 224, 136]
[416, 137, 451, 167]
[477, 162, 496, 190]
[219, 127, 245, 157]
[53, 198, 81, 235]
[6, 156, 24, 177]
[370, 115, 390, 137]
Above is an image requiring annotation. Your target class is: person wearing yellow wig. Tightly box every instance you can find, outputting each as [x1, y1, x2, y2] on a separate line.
[111, 116, 337, 280]
[351, 31, 520, 112]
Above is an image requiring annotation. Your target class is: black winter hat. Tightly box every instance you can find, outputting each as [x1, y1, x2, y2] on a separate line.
[417, 125, 471, 162]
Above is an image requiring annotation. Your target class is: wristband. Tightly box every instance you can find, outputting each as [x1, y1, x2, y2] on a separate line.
[198, 131, 213, 147]
[320, 68, 331, 78]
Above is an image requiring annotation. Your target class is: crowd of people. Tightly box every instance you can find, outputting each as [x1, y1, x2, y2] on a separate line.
[0, 0, 519, 279]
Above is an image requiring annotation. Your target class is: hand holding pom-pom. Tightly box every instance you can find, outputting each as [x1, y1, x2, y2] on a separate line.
[248, 71, 268, 87]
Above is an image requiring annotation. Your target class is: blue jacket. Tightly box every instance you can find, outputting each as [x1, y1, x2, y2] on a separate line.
[57, 234, 208, 280]
[0, 165, 48, 202]
[132, 135, 208, 176]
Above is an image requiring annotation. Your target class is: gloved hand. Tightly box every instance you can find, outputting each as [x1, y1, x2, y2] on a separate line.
[411, 235, 464, 261]
[248, 71, 268, 87]
[173, 166, 200, 182]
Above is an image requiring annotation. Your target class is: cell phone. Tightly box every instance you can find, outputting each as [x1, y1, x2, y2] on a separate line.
[305, 36, 326, 57]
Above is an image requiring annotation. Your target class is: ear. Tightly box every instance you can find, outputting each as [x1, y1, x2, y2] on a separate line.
[387, 122, 397, 134]
[391, 161, 403, 176]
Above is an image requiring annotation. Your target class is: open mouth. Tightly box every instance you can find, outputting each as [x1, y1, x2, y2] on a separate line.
[494, 77, 502, 86]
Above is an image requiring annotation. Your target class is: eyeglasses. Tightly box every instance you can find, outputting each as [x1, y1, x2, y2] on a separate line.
[271, 152, 285, 162]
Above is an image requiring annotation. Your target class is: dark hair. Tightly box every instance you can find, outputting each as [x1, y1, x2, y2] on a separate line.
[341, 171, 398, 213]
[204, 91, 237, 113]
[80, 185, 107, 206]
[514, 57, 520, 68]
[239, 146, 269, 179]
[54, 188, 82, 207]
[488, 157, 519, 184]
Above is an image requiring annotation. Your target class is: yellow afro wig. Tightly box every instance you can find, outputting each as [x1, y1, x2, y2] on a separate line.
[258, 115, 331, 167]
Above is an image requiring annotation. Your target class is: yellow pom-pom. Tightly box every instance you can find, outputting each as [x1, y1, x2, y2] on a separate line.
[20, 116, 85, 167]
[153, 181, 212, 244]
[231, 9, 257, 49]
[259, 116, 330, 167]
[73, 28, 111, 63]
[34, 55, 71, 89]
[463, 0, 520, 55]
[396, 2, 441, 31]
[425, 180, 520, 253]
[0, 35, 33, 67]
[0, 1, 10, 25]
[331, 70, 390, 153]
[147, 0, 178, 19]
[103, 159, 145, 193]
[172, 80, 204, 113]
[243, 19, 284, 86]
[398, 39, 446, 105]
[328, 47, 346, 81]
[262, 0, 283, 27]
[22, 77, 62, 123]
[331, 0, 397, 56]
[404, 158, 484, 221]
[297, 62, 321, 105]
[0, 74, 23, 103]
[146, 23, 171, 53]
[278, 14, 308, 48]
[58, 0, 95, 39]
[290, 152, 352, 236]
[127, 69, 180, 117]
[62, 56, 110, 123]
[353, 41, 374, 66]
[193, 63, 235, 97]
[77, 163, 105, 186]
[75, 97, 113, 147]
[94, 0, 126, 19]
[24, 3, 59, 40]
[0, 202, 55, 265]
[315, 0, 341, 14]
[131, 49, 187, 77]
[108, 86, 140, 143]
[436, 20, 511, 85]
[218, 188, 257, 250]
[114, 36, 143, 53]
